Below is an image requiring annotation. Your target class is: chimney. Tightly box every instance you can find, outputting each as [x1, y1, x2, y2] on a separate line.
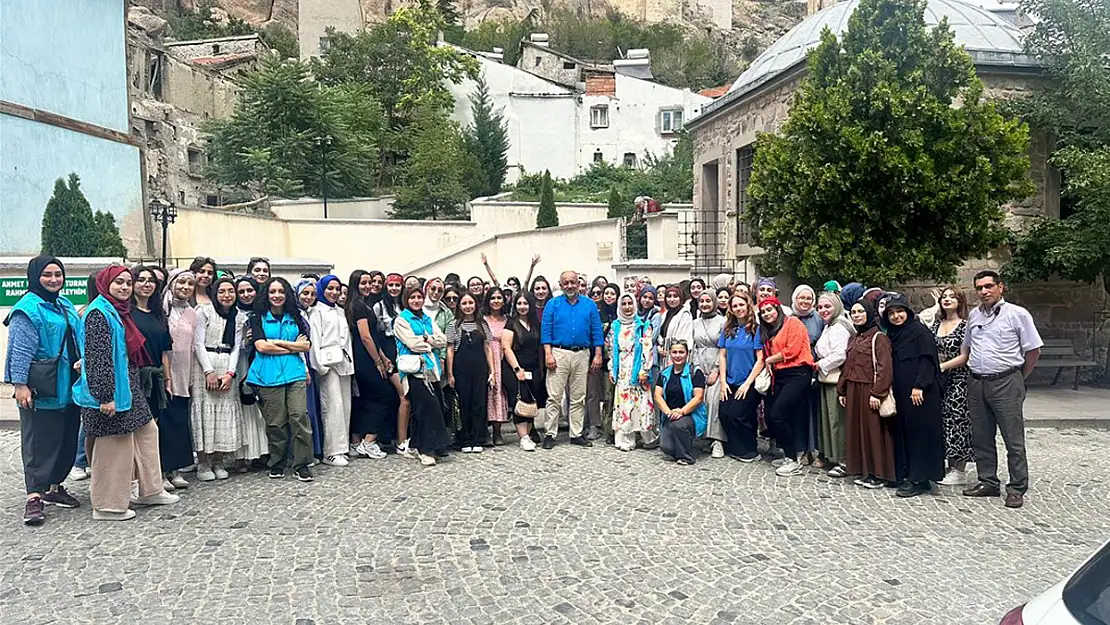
[613, 48, 652, 79]
[529, 33, 550, 47]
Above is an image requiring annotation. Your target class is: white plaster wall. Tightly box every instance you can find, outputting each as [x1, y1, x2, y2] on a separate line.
[271, 196, 396, 219]
[469, 201, 608, 230]
[447, 56, 579, 180]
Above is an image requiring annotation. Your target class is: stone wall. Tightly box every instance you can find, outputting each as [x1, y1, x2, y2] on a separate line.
[164, 35, 266, 60]
[519, 43, 583, 88]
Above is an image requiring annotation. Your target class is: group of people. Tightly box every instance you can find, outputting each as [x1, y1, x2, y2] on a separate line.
[5, 252, 1044, 525]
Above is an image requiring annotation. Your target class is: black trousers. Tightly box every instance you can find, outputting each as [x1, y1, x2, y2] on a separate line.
[455, 344, 489, 448]
[764, 366, 812, 460]
[720, 390, 762, 458]
[660, 414, 697, 463]
[20, 403, 81, 494]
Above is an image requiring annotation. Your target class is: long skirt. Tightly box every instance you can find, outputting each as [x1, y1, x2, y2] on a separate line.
[19, 404, 80, 494]
[160, 397, 196, 472]
[406, 376, 450, 454]
[843, 380, 896, 481]
[307, 370, 324, 458]
[351, 366, 399, 443]
[703, 373, 725, 441]
[235, 401, 268, 461]
[817, 383, 847, 465]
[189, 353, 242, 454]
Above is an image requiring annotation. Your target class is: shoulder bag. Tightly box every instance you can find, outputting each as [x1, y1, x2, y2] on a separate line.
[871, 333, 897, 417]
[27, 324, 72, 400]
[754, 346, 772, 394]
[318, 345, 346, 367]
[514, 389, 538, 418]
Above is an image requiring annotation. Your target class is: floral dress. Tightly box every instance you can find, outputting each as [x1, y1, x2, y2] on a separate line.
[932, 318, 973, 463]
[610, 320, 655, 438]
[485, 315, 509, 423]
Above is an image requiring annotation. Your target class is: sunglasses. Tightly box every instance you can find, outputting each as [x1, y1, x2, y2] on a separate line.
[445, 296, 459, 302]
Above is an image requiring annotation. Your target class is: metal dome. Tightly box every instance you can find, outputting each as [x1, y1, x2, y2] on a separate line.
[726, 0, 1035, 99]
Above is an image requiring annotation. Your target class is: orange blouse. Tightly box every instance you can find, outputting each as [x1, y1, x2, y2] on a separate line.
[766, 316, 816, 370]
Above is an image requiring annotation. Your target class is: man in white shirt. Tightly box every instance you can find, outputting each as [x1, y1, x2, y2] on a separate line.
[958, 270, 1042, 509]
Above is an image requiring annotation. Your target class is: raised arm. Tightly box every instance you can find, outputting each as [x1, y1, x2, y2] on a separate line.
[480, 253, 499, 286]
[522, 255, 540, 291]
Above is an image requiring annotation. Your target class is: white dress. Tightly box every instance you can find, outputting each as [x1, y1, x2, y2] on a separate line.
[234, 310, 268, 461]
[190, 303, 244, 454]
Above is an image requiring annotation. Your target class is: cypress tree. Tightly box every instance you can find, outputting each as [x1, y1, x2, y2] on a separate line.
[536, 170, 559, 228]
[40, 173, 99, 256]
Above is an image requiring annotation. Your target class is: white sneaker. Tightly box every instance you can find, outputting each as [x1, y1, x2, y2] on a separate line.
[323, 455, 349, 467]
[770, 457, 786, 467]
[471, 446, 483, 454]
[939, 468, 968, 486]
[418, 453, 437, 466]
[213, 466, 230, 480]
[775, 459, 804, 477]
[711, 441, 725, 459]
[359, 441, 387, 459]
[350, 443, 368, 458]
[69, 466, 89, 481]
[84, 466, 92, 478]
[170, 473, 189, 489]
[196, 464, 216, 482]
[461, 446, 473, 453]
[93, 509, 136, 521]
[519, 437, 537, 452]
[180, 464, 196, 473]
[397, 440, 416, 459]
[162, 478, 176, 492]
[133, 491, 180, 506]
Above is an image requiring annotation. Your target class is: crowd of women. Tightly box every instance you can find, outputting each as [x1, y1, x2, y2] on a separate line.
[7, 254, 977, 525]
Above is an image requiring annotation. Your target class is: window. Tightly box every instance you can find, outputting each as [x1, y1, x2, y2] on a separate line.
[206, 194, 219, 207]
[590, 105, 609, 129]
[1062, 540, 1110, 624]
[593, 151, 604, 163]
[212, 43, 221, 55]
[736, 145, 756, 244]
[563, 61, 576, 70]
[535, 56, 542, 67]
[187, 147, 204, 176]
[623, 152, 637, 167]
[660, 109, 683, 134]
[179, 191, 186, 205]
[144, 119, 156, 137]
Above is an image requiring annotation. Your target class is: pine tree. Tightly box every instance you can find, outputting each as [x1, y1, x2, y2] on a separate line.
[607, 186, 624, 219]
[40, 173, 99, 256]
[94, 211, 127, 257]
[536, 170, 559, 228]
[464, 77, 510, 198]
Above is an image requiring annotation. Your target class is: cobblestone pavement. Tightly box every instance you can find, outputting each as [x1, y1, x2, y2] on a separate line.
[1, 428, 1108, 625]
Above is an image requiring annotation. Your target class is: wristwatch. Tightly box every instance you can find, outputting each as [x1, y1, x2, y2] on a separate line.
[513, 366, 522, 372]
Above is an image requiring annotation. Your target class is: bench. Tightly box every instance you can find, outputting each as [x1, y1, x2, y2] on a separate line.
[1035, 338, 1100, 390]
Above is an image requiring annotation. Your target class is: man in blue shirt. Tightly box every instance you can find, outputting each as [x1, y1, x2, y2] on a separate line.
[541, 270, 603, 449]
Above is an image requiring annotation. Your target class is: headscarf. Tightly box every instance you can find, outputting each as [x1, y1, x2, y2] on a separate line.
[840, 282, 865, 310]
[637, 285, 658, 318]
[616, 293, 636, 324]
[818, 292, 855, 336]
[792, 284, 816, 314]
[210, 276, 239, 348]
[710, 273, 732, 291]
[234, 276, 258, 312]
[861, 287, 884, 306]
[791, 283, 823, 344]
[756, 295, 786, 339]
[659, 285, 684, 337]
[163, 269, 197, 398]
[756, 277, 778, 293]
[599, 284, 620, 325]
[315, 274, 342, 308]
[696, 292, 718, 319]
[294, 278, 316, 311]
[385, 273, 404, 287]
[882, 294, 935, 361]
[851, 298, 879, 334]
[27, 255, 65, 303]
[96, 264, 149, 367]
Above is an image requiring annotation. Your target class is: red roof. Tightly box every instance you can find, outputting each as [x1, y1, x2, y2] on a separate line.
[698, 83, 732, 98]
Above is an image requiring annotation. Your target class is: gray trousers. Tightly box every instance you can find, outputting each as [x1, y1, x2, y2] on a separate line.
[257, 381, 313, 470]
[585, 367, 613, 434]
[20, 404, 81, 494]
[967, 370, 1028, 494]
[660, 414, 696, 463]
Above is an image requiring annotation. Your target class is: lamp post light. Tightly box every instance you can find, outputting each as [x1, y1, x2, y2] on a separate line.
[315, 134, 333, 218]
[149, 198, 177, 268]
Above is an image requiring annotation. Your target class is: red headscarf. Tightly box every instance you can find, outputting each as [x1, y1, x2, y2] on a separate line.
[385, 273, 404, 286]
[758, 296, 782, 309]
[96, 264, 150, 367]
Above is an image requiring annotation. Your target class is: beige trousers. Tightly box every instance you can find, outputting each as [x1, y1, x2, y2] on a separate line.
[543, 348, 589, 438]
[89, 420, 164, 512]
[318, 370, 353, 457]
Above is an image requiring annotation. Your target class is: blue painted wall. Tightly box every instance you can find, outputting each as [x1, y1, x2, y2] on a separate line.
[0, 0, 130, 132]
[0, 0, 141, 255]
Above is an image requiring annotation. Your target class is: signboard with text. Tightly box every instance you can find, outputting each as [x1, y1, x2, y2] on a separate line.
[0, 277, 89, 307]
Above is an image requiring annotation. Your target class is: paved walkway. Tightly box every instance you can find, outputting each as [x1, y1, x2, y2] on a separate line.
[1, 426, 1109, 625]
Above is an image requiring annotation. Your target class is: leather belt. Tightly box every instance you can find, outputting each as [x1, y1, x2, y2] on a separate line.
[970, 366, 1020, 381]
[553, 345, 589, 352]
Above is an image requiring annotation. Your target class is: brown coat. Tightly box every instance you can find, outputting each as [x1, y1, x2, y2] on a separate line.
[837, 327, 893, 398]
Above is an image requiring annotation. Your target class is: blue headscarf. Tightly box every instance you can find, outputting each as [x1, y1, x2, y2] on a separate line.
[315, 274, 341, 307]
[840, 282, 865, 310]
[294, 278, 316, 311]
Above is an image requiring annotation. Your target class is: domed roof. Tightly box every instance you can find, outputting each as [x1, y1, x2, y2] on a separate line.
[725, 0, 1035, 99]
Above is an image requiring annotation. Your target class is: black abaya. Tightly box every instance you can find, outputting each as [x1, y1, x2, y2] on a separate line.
[884, 303, 946, 485]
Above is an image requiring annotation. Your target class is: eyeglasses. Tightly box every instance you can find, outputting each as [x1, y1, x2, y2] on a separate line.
[590, 291, 602, 297]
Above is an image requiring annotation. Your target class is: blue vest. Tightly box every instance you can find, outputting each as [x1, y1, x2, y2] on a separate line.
[247, 311, 306, 387]
[7, 292, 83, 410]
[660, 364, 707, 437]
[72, 296, 132, 411]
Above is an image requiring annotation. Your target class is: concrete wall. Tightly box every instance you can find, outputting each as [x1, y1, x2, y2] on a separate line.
[162, 55, 240, 120]
[518, 44, 582, 89]
[298, 0, 363, 60]
[468, 200, 609, 230]
[271, 196, 397, 220]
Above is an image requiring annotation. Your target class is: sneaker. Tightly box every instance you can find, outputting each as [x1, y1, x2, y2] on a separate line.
[170, 473, 190, 489]
[418, 453, 437, 466]
[268, 467, 285, 479]
[853, 476, 870, 486]
[397, 440, 417, 459]
[471, 446, 483, 454]
[23, 497, 45, 525]
[350, 443, 369, 458]
[711, 441, 725, 459]
[294, 467, 314, 482]
[323, 455, 349, 467]
[162, 478, 176, 492]
[939, 468, 968, 486]
[519, 436, 537, 452]
[93, 509, 136, 521]
[896, 480, 921, 498]
[775, 459, 804, 477]
[770, 457, 787, 468]
[737, 452, 760, 463]
[862, 476, 886, 490]
[358, 441, 387, 459]
[461, 446, 474, 454]
[676, 458, 694, 466]
[196, 464, 216, 482]
[529, 429, 542, 444]
[542, 436, 555, 450]
[213, 466, 230, 480]
[569, 436, 593, 447]
[68, 466, 89, 482]
[586, 425, 601, 441]
[827, 465, 848, 478]
[84, 467, 92, 479]
[133, 491, 180, 506]
[42, 485, 80, 508]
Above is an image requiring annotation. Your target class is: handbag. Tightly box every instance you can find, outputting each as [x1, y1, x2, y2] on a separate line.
[397, 354, 423, 374]
[318, 345, 345, 367]
[817, 368, 841, 385]
[27, 324, 72, 400]
[239, 380, 259, 406]
[514, 393, 538, 418]
[871, 333, 897, 417]
[754, 367, 772, 394]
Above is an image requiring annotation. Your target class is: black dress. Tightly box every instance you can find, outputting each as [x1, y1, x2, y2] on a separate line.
[134, 308, 193, 472]
[885, 313, 946, 485]
[448, 320, 490, 448]
[350, 302, 399, 442]
[502, 320, 547, 421]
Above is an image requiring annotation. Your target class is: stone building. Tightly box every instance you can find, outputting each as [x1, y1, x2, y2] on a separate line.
[686, 0, 1107, 358]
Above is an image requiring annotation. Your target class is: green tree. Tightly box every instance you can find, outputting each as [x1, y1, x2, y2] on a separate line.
[392, 111, 470, 220]
[536, 170, 559, 228]
[747, 0, 1031, 285]
[607, 186, 624, 219]
[205, 58, 382, 199]
[93, 211, 127, 257]
[462, 77, 510, 198]
[41, 174, 99, 256]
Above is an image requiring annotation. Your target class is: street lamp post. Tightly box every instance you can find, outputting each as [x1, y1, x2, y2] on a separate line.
[315, 134, 333, 218]
[149, 198, 177, 268]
